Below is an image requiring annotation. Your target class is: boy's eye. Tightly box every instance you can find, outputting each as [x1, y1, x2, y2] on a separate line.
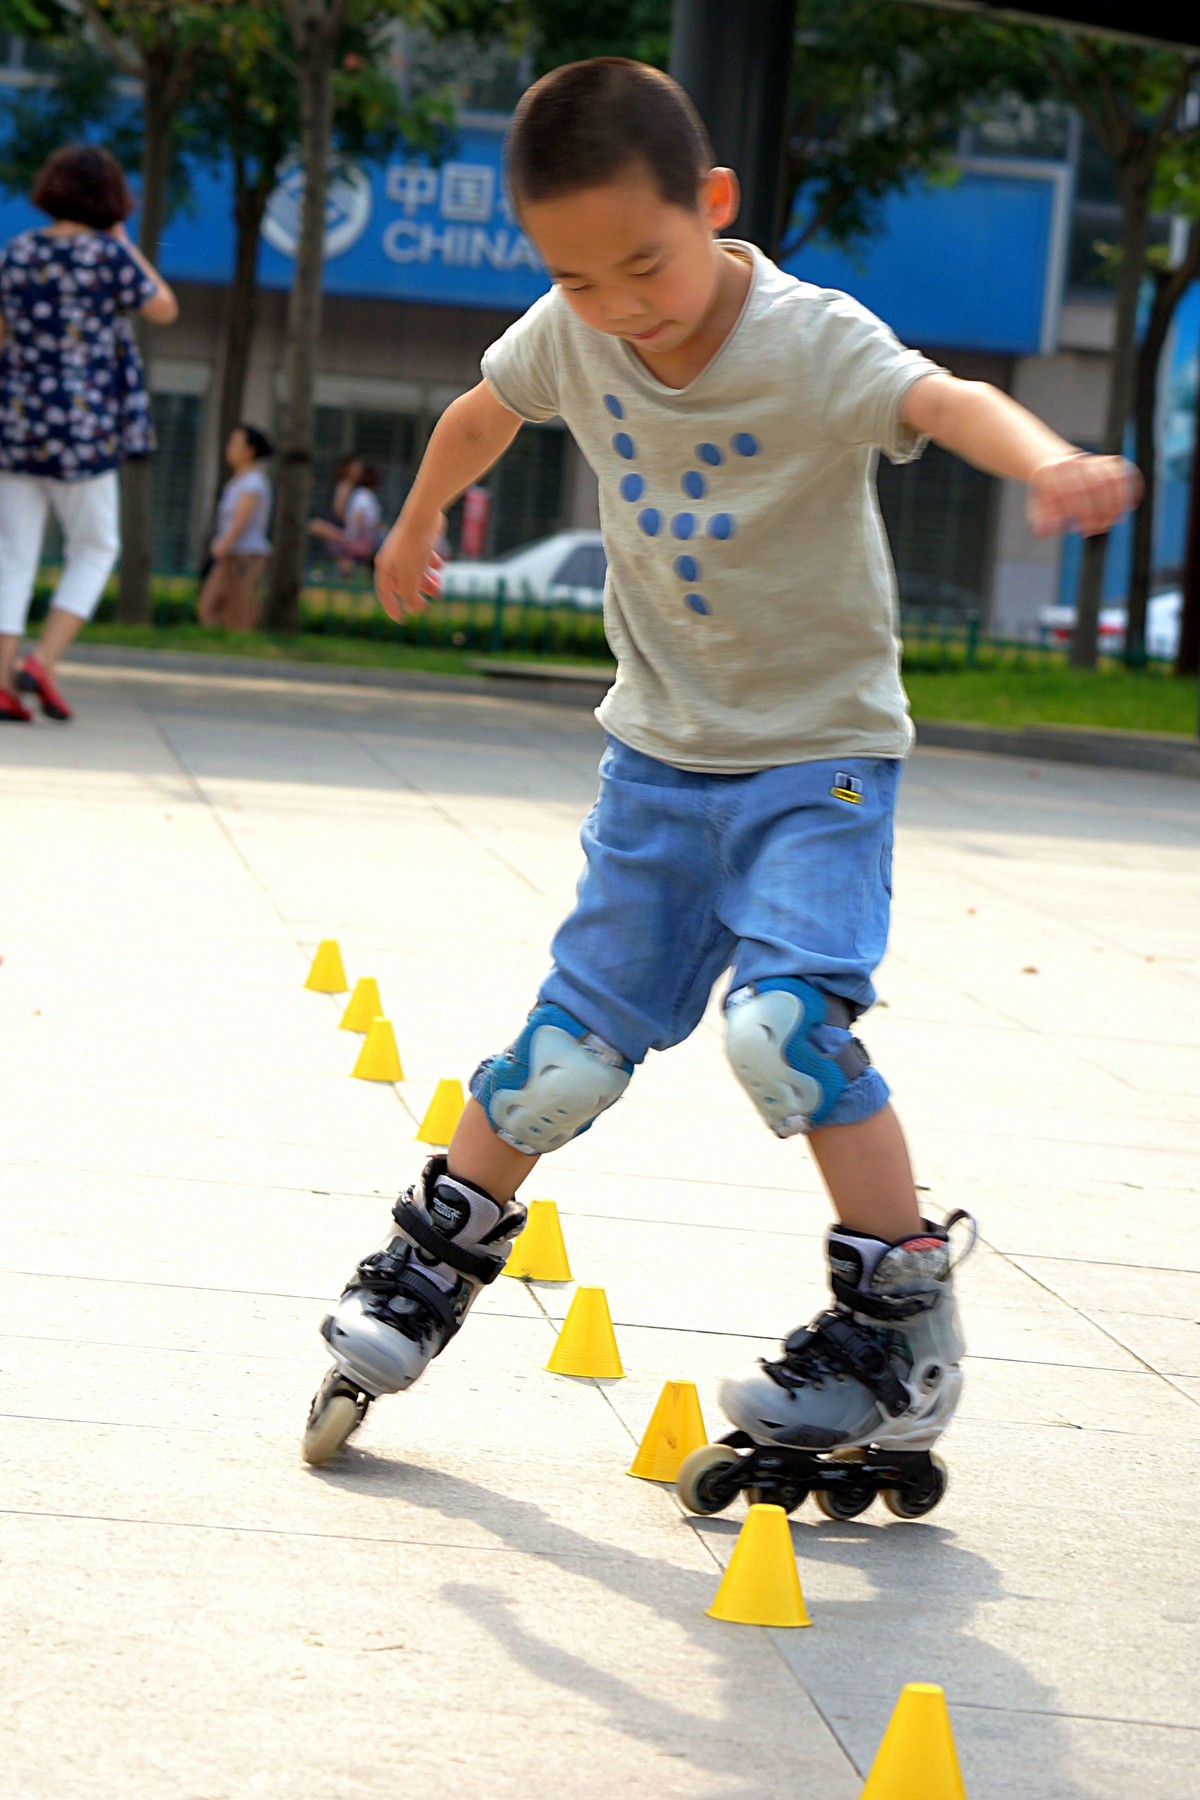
[560, 281, 591, 293]
[632, 262, 664, 279]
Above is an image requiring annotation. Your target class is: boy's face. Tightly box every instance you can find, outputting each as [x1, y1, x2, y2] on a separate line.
[521, 166, 739, 358]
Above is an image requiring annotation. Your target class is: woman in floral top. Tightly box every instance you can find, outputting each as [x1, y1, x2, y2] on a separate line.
[0, 143, 178, 722]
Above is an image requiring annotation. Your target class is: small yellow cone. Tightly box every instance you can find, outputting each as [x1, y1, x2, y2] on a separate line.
[416, 1078, 465, 1145]
[860, 1684, 967, 1800]
[503, 1199, 572, 1282]
[351, 1017, 404, 1082]
[706, 1504, 811, 1628]
[627, 1380, 708, 1482]
[339, 976, 382, 1032]
[546, 1286, 624, 1378]
[305, 939, 347, 993]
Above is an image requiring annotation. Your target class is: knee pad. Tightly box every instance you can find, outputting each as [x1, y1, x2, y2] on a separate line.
[471, 1004, 633, 1156]
[724, 979, 870, 1137]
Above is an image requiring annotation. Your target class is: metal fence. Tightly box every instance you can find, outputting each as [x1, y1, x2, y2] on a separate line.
[33, 572, 1177, 673]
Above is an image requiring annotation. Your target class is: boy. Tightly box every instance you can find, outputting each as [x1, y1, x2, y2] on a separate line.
[303, 60, 1136, 1505]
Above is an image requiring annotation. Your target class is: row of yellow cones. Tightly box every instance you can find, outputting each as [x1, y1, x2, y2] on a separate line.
[305, 940, 467, 1143]
[306, 939, 966, 1796]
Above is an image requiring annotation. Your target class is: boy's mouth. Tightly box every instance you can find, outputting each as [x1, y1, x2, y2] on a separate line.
[627, 323, 666, 343]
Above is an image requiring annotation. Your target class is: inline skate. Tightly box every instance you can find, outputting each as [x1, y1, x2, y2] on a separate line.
[677, 1210, 975, 1520]
[302, 1156, 525, 1465]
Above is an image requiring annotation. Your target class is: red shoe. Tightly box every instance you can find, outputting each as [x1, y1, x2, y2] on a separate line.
[16, 655, 72, 721]
[0, 687, 33, 722]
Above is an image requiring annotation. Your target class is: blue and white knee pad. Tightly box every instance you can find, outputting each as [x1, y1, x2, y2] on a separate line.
[471, 1004, 633, 1156]
[724, 978, 871, 1136]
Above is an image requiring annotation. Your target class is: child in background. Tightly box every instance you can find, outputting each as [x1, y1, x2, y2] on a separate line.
[199, 424, 273, 630]
[303, 59, 1138, 1512]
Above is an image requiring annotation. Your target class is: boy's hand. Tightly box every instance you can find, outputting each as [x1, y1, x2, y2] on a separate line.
[1027, 454, 1141, 539]
[374, 512, 446, 620]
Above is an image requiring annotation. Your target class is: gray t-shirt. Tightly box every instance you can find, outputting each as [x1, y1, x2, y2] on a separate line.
[216, 466, 272, 555]
[482, 242, 941, 771]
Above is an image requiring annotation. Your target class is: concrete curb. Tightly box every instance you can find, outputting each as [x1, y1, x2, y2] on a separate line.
[62, 642, 1200, 776]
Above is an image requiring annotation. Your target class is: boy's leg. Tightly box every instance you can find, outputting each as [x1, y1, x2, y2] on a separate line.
[808, 1104, 922, 1240]
[712, 758, 971, 1473]
[447, 1096, 538, 1202]
[305, 737, 732, 1464]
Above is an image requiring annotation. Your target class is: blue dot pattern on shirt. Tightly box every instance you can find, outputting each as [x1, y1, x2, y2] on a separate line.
[602, 401, 758, 618]
[0, 228, 158, 479]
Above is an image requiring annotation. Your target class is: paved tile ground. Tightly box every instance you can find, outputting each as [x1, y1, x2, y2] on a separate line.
[2, 664, 1198, 1800]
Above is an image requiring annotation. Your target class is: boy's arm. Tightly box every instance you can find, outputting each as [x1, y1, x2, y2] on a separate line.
[901, 372, 1141, 537]
[375, 381, 523, 618]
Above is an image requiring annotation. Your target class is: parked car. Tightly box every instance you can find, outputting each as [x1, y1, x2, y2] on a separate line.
[440, 530, 607, 610]
[1036, 589, 1183, 659]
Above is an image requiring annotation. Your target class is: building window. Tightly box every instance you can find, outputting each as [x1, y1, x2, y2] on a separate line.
[877, 444, 995, 617]
[484, 423, 567, 555]
[311, 404, 420, 531]
[1066, 120, 1170, 299]
[150, 391, 202, 574]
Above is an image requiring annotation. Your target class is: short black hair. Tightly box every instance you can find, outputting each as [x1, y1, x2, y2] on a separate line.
[507, 58, 713, 213]
[354, 464, 380, 489]
[237, 423, 274, 461]
[31, 144, 134, 230]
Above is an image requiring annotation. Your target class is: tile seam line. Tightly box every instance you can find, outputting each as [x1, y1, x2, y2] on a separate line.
[347, 724, 551, 901]
[143, 699, 429, 1130]
[524, 1282, 872, 1786]
[0, 1505, 683, 1561]
[1001, 1253, 1200, 1406]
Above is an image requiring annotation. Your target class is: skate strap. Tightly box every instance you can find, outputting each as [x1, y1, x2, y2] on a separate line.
[393, 1266, 461, 1344]
[828, 1274, 937, 1321]
[783, 1313, 912, 1417]
[392, 1200, 503, 1284]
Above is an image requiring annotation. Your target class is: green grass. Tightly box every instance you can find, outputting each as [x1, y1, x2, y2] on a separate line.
[72, 615, 1199, 738]
[78, 620, 476, 677]
[904, 663, 1197, 736]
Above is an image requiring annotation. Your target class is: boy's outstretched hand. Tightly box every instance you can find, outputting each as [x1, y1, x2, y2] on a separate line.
[374, 513, 446, 620]
[1026, 454, 1142, 539]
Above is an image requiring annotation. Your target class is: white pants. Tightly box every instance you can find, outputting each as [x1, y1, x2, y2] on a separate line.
[0, 469, 121, 635]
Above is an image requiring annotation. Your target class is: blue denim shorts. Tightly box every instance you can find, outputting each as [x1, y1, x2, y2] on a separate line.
[537, 736, 898, 1127]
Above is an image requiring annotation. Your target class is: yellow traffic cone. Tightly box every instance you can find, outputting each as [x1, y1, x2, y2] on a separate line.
[627, 1380, 708, 1482]
[416, 1078, 465, 1145]
[546, 1286, 624, 1378]
[503, 1199, 572, 1282]
[860, 1684, 967, 1799]
[706, 1504, 811, 1628]
[305, 939, 347, 993]
[351, 1017, 404, 1082]
[339, 976, 382, 1032]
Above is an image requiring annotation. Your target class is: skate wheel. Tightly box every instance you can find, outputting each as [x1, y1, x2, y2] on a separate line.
[813, 1481, 874, 1521]
[302, 1372, 369, 1467]
[881, 1453, 948, 1519]
[675, 1444, 741, 1516]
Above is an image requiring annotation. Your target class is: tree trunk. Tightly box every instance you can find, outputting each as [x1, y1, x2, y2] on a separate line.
[266, 18, 338, 632]
[213, 181, 271, 510]
[117, 49, 181, 625]
[1127, 278, 1170, 667]
[1070, 163, 1152, 670]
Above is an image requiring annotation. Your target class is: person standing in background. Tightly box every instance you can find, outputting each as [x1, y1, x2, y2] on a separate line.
[0, 143, 177, 723]
[198, 424, 274, 630]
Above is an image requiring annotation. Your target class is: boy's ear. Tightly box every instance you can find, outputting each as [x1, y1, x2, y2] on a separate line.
[702, 167, 740, 232]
